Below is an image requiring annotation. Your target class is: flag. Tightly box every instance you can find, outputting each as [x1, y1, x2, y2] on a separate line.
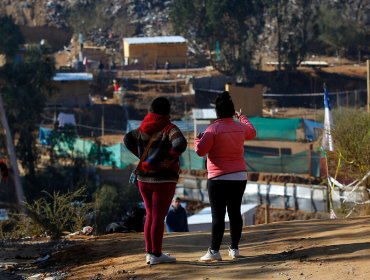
[322, 87, 334, 151]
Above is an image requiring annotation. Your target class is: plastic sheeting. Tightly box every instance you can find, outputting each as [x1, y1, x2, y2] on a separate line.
[126, 120, 194, 133]
[39, 127, 53, 145]
[249, 117, 301, 141]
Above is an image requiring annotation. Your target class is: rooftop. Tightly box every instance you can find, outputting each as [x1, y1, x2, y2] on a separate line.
[53, 72, 93, 81]
[123, 36, 186, 45]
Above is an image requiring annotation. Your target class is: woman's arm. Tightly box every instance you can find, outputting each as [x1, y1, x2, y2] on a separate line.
[194, 130, 214, 156]
[237, 114, 257, 140]
[168, 126, 188, 158]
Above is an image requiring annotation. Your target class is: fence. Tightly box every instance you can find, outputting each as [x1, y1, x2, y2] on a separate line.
[176, 178, 369, 213]
[263, 89, 368, 109]
[46, 137, 321, 176]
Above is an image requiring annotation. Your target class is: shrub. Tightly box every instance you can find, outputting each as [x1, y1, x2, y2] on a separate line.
[24, 187, 93, 239]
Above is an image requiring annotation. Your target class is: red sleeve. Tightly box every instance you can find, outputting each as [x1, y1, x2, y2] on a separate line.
[194, 130, 214, 157]
[239, 115, 256, 140]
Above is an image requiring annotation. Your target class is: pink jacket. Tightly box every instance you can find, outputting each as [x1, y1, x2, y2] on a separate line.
[194, 115, 256, 179]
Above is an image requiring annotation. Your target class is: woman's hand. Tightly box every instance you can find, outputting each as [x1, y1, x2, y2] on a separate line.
[234, 109, 242, 118]
[197, 132, 204, 139]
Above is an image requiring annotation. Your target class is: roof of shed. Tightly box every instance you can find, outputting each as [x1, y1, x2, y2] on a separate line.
[123, 36, 186, 45]
[53, 73, 93, 81]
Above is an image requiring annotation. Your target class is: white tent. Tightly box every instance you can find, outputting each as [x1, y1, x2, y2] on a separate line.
[187, 204, 257, 232]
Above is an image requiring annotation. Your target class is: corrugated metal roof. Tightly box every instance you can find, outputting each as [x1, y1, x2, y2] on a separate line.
[53, 73, 93, 81]
[192, 109, 217, 119]
[123, 36, 186, 45]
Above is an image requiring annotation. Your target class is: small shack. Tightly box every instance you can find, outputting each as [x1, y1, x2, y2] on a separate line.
[122, 36, 187, 68]
[187, 204, 257, 232]
[50, 72, 93, 107]
[226, 83, 264, 117]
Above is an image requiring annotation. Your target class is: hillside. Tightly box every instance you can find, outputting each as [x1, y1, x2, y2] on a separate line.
[1, 216, 370, 279]
[0, 0, 173, 49]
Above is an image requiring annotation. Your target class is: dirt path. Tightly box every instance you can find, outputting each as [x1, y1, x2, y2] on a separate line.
[1, 216, 370, 279]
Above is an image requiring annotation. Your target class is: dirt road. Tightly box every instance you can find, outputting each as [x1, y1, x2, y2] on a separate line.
[1, 216, 370, 279]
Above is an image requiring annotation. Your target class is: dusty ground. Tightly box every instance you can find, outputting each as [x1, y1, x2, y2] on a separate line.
[1, 216, 370, 280]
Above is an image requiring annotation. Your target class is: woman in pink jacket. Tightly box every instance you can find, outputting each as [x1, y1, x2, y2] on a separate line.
[194, 91, 256, 262]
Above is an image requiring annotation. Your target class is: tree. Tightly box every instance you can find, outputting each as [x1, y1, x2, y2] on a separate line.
[0, 15, 24, 61]
[171, 0, 266, 78]
[264, 0, 319, 71]
[0, 43, 55, 176]
[316, 2, 369, 58]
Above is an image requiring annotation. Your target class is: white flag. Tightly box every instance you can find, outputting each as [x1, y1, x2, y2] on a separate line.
[322, 87, 334, 151]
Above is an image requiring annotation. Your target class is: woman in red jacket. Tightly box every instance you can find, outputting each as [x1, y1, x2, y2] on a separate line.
[194, 91, 256, 261]
[124, 97, 187, 265]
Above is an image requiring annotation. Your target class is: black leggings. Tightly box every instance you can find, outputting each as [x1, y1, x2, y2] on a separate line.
[207, 179, 246, 251]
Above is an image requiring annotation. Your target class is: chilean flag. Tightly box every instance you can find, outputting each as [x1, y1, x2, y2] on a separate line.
[322, 86, 334, 151]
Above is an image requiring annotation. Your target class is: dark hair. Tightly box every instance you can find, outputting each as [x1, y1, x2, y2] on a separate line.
[215, 91, 235, 118]
[150, 97, 171, 116]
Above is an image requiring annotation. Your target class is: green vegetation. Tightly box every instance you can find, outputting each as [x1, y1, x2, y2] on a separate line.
[93, 183, 141, 234]
[0, 15, 24, 61]
[171, 0, 266, 77]
[24, 188, 93, 239]
[171, 0, 369, 75]
[0, 43, 56, 176]
[0, 16, 142, 239]
[331, 108, 370, 184]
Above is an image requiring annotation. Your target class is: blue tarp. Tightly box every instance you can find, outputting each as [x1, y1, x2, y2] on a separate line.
[39, 127, 53, 145]
[303, 119, 323, 141]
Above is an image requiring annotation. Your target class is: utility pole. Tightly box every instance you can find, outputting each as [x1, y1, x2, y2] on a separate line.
[367, 60, 369, 114]
[0, 95, 25, 211]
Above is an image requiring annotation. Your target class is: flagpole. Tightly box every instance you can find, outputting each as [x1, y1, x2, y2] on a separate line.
[322, 83, 336, 218]
[324, 152, 335, 216]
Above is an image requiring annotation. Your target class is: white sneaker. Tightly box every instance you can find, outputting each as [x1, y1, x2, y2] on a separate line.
[200, 248, 222, 262]
[145, 253, 151, 264]
[149, 253, 176, 265]
[228, 247, 239, 259]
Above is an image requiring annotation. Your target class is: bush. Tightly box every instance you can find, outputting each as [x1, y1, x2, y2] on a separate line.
[330, 108, 370, 186]
[24, 187, 93, 239]
[93, 183, 142, 234]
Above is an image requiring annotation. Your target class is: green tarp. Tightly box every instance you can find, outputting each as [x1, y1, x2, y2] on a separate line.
[52, 139, 320, 176]
[249, 117, 301, 141]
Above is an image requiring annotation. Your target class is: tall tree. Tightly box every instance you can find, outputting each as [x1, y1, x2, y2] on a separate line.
[317, 2, 369, 59]
[265, 0, 319, 71]
[171, 0, 266, 79]
[0, 44, 55, 176]
[0, 15, 24, 61]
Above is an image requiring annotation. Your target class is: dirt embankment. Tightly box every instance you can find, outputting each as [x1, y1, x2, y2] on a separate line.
[1, 216, 370, 279]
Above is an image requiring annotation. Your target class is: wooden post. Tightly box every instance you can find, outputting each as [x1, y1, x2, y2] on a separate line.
[101, 104, 105, 137]
[308, 143, 313, 176]
[265, 204, 270, 224]
[139, 70, 141, 94]
[0, 95, 25, 211]
[367, 60, 370, 114]
[336, 91, 340, 108]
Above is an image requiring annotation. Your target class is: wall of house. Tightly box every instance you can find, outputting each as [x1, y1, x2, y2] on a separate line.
[123, 42, 187, 68]
[226, 83, 264, 117]
[49, 81, 91, 107]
